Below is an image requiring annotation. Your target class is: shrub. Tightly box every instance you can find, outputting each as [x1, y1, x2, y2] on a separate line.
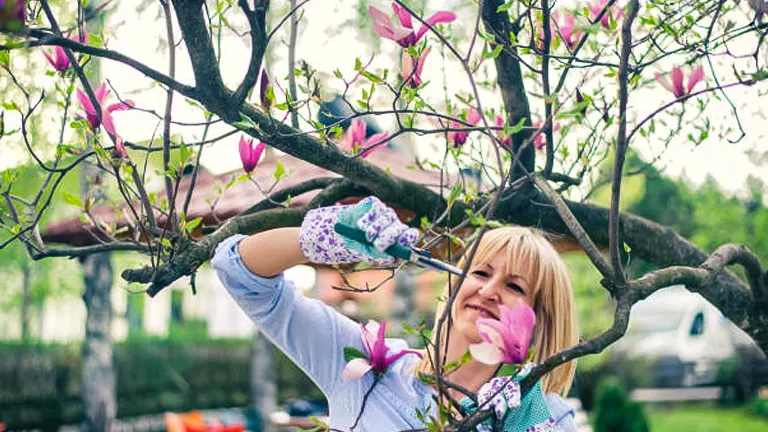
[593, 376, 650, 432]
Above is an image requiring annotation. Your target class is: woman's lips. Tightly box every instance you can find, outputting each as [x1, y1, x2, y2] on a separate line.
[466, 304, 499, 320]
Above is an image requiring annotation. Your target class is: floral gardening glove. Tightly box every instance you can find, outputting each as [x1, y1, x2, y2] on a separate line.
[461, 365, 561, 432]
[299, 196, 419, 266]
[477, 376, 522, 421]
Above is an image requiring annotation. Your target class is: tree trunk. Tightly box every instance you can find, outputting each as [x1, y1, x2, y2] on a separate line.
[251, 332, 277, 432]
[81, 253, 115, 432]
[20, 261, 31, 342]
[80, 5, 115, 428]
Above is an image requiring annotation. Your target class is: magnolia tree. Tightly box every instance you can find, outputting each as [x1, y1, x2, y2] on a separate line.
[2, 0, 768, 429]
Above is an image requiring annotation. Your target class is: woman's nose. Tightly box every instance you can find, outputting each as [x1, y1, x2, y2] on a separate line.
[477, 281, 500, 299]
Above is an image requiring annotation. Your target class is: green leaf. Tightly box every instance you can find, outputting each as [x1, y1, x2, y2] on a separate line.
[460, 350, 472, 365]
[444, 361, 460, 372]
[448, 182, 463, 207]
[273, 160, 286, 181]
[499, 363, 520, 377]
[185, 217, 202, 233]
[179, 141, 190, 164]
[62, 191, 83, 209]
[0, 50, 9, 68]
[417, 372, 435, 384]
[360, 70, 382, 83]
[497, 0, 515, 12]
[344, 346, 368, 362]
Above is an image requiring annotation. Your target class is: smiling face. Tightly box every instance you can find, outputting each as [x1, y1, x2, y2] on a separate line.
[415, 226, 580, 396]
[450, 251, 536, 346]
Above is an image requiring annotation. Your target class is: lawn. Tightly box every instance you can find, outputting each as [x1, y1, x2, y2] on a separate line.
[647, 406, 768, 432]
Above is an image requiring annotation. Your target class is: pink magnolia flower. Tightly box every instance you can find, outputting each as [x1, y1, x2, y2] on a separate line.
[340, 118, 390, 158]
[552, 11, 582, 50]
[469, 301, 536, 365]
[0, 0, 26, 30]
[532, 121, 561, 150]
[43, 31, 89, 73]
[447, 108, 481, 147]
[654, 65, 705, 99]
[77, 82, 135, 158]
[588, 0, 624, 30]
[342, 320, 422, 380]
[368, 3, 456, 48]
[402, 46, 431, 88]
[494, 115, 511, 147]
[239, 136, 267, 173]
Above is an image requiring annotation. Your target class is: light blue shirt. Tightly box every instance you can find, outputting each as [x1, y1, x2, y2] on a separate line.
[212, 234, 577, 431]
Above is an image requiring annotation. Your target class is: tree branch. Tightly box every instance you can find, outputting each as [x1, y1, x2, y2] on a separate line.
[481, 0, 534, 179]
[230, 0, 269, 108]
[609, 0, 640, 287]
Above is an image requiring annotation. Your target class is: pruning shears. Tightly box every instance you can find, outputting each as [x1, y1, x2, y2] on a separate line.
[334, 222, 464, 276]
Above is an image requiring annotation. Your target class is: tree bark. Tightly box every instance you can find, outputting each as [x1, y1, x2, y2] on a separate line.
[79, 5, 116, 430]
[21, 260, 31, 342]
[251, 332, 277, 432]
[81, 252, 115, 432]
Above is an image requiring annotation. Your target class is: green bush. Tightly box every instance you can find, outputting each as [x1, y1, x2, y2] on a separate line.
[746, 397, 768, 420]
[593, 377, 650, 432]
[0, 338, 323, 430]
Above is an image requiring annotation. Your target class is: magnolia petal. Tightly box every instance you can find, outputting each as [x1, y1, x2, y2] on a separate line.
[401, 50, 415, 83]
[391, 3, 413, 29]
[476, 318, 506, 348]
[687, 65, 705, 94]
[361, 132, 389, 158]
[415, 11, 457, 42]
[361, 320, 380, 352]
[414, 46, 431, 78]
[76, 88, 97, 115]
[94, 83, 109, 105]
[368, 6, 412, 42]
[101, 113, 118, 138]
[342, 358, 373, 380]
[43, 50, 59, 69]
[107, 100, 134, 113]
[239, 136, 256, 172]
[469, 342, 504, 365]
[669, 66, 685, 98]
[467, 108, 482, 125]
[384, 349, 422, 369]
[654, 73, 675, 95]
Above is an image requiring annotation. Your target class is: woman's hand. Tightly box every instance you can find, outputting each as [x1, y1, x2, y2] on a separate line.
[299, 196, 419, 265]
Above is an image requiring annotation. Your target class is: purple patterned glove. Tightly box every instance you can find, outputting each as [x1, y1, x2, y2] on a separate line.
[299, 196, 419, 265]
[477, 376, 522, 420]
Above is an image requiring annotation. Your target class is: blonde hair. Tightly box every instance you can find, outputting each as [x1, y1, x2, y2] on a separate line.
[414, 226, 579, 396]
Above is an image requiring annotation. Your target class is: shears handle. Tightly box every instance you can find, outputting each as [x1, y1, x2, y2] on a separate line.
[333, 222, 413, 262]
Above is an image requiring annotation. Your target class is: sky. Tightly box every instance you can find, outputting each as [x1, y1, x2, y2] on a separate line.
[3, 0, 767, 199]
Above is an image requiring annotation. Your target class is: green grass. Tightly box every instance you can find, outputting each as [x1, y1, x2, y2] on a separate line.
[647, 405, 768, 432]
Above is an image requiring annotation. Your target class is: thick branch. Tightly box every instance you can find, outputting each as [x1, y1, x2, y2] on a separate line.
[124, 207, 306, 296]
[609, 0, 640, 287]
[481, 0, 534, 178]
[171, 0, 229, 109]
[231, 0, 269, 107]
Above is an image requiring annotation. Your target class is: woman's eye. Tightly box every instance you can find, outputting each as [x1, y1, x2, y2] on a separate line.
[472, 270, 490, 278]
[506, 283, 524, 294]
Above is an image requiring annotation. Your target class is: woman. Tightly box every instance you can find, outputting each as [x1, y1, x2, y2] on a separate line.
[212, 196, 579, 431]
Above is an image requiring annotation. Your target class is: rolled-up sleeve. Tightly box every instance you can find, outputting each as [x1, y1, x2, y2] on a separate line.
[211, 234, 363, 396]
[545, 393, 577, 431]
